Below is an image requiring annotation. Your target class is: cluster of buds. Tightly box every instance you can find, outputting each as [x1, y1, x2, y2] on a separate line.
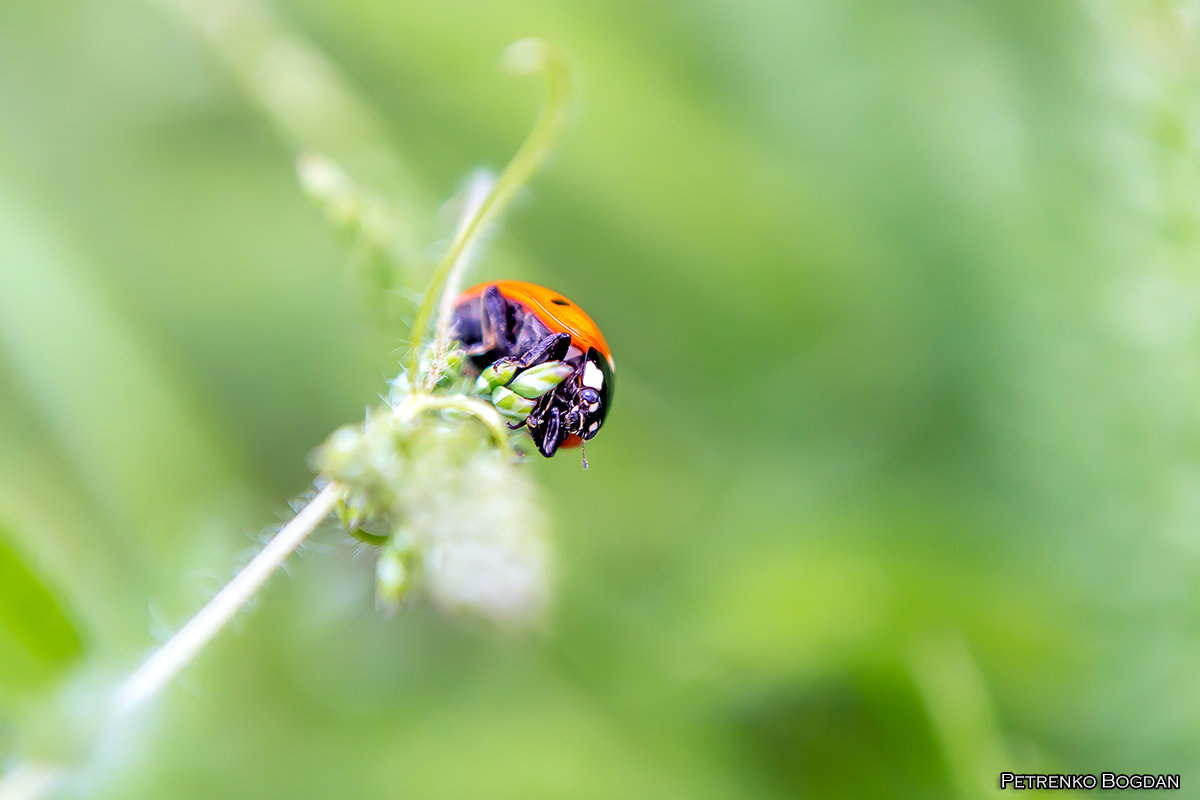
[474, 358, 574, 423]
[311, 345, 574, 628]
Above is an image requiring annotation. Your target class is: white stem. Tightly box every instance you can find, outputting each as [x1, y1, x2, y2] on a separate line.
[0, 484, 343, 800]
[433, 171, 494, 343]
[112, 483, 342, 716]
[423, 172, 496, 392]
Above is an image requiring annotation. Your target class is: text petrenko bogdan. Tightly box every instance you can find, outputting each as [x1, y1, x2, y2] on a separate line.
[999, 773, 1180, 791]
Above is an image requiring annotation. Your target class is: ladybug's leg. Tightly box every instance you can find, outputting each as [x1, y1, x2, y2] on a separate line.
[479, 331, 571, 389]
[477, 284, 513, 355]
[483, 330, 570, 391]
[512, 313, 553, 354]
[507, 331, 571, 370]
[531, 405, 564, 457]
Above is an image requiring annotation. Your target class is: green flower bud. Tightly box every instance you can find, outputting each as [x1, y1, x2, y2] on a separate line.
[376, 547, 409, 609]
[508, 361, 573, 399]
[476, 360, 520, 394]
[444, 347, 466, 373]
[491, 385, 536, 421]
[336, 498, 367, 533]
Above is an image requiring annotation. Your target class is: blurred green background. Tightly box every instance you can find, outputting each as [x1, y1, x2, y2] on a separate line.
[2, 0, 1199, 797]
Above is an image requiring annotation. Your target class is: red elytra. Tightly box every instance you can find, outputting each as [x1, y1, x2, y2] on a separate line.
[456, 280, 613, 367]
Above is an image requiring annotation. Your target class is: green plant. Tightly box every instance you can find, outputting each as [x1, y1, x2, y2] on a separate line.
[0, 37, 573, 800]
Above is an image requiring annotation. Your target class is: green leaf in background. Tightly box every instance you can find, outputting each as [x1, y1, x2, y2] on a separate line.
[4, 0, 1200, 797]
[0, 523, 82, 684]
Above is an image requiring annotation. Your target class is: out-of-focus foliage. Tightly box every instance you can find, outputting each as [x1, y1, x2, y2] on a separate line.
[0, 532, 81, 695]
[2, 0, 1199, 797]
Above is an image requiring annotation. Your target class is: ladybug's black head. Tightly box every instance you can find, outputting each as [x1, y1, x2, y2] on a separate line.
[526, 349, 614, 458]
[575, 348, 613, 440]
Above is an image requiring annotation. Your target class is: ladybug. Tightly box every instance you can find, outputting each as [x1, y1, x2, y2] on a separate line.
[450, 280, 615, 458]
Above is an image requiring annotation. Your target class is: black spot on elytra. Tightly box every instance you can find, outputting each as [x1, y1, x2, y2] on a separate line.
[552, 297, 570, 306]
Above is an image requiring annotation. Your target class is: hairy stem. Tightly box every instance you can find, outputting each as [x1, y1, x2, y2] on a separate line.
[0, 35, 573, 800]
[0, 485, 343, 800]
[113, 483, 343, 716]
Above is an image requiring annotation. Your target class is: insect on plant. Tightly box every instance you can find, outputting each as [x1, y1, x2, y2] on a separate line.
[0, 37, 602, 800]
[452, 280, 616, 460]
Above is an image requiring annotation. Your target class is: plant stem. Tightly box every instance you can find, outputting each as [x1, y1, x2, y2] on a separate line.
[423, 171, 494, 392]
[0, 485, 343, 800]
[406, 39, 574, 380]
[112, 483, 343, 716]
[413, 394, 516, 454]
[0, 37, 572, 800]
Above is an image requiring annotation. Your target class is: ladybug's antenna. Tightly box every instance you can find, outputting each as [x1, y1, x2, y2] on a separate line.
[580, 438, 589, 470]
